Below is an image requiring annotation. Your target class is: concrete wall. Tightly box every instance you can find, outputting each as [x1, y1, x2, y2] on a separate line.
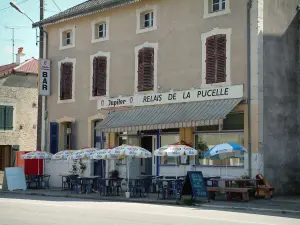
[263, 0, 300, 194]
[0, 75, 38, 151]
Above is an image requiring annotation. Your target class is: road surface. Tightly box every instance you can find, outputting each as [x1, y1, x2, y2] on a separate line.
[0, 194, 299, 225]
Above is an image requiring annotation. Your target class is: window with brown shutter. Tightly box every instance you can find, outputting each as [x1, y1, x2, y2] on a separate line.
[137, 47, 154, 92]
[205, 34, 226, 84]
[92, 56, 107, 96]
[60, 62, 73, 100]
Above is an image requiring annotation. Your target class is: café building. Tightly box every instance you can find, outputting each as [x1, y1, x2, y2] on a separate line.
[96, 84, 248, 179]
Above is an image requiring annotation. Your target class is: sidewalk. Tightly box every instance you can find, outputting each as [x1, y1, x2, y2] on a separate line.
[1, 188, 300, 215]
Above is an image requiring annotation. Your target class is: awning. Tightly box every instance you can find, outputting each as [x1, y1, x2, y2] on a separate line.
[96, 99, 242, 132]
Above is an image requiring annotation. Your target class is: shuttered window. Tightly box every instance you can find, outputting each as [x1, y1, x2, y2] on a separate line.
[206, 34, 226, 84]
[137, 47, 154, 92]
[60, 62, 73, 100]
[92, 56, 107, 96]
[0, 105, 14, 130]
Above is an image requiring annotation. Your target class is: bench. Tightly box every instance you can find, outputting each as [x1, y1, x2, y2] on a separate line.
[207, 187, 252, 201]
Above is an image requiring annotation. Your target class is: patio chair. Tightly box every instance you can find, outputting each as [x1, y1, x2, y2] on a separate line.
[41, 175, 50, 189]
[69, 177, 82, 194]
[26, 175, 39, 189]
[96, 178, 107, 196]
[156, 179, 167, 200]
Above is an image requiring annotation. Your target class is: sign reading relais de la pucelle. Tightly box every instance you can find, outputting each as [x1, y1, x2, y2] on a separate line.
[97, 84, 243, 110]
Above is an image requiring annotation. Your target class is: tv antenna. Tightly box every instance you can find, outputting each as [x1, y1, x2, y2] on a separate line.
[4, 26, 22, 63]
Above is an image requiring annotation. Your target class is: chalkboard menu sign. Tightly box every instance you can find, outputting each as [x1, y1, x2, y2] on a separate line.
[180, 171, 209, 201]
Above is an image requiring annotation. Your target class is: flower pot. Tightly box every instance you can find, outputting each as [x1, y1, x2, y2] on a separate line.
[125, 191, 130, 198]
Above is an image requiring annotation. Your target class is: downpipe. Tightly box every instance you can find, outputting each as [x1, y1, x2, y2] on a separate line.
[247, 0, 253, 178]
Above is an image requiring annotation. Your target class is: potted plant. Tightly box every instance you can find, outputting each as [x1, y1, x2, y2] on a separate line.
[79, 159, 87, 175]
[109, 169, 119, 179]
[197, 140, 208, 165]
[69, 160, 78, 175]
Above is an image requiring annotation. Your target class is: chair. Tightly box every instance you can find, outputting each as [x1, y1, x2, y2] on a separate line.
[97, 178, 107, 196]
[26, 175, 39, 189]
[69, 177, 82, 194]
[156, 179, 167, 200]
[41, 175, 50, 189]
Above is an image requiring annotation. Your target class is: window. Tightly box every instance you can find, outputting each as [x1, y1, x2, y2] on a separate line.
[0, 105, 14, 131]
[160, 135, 179, 165]
[59, 26, 75, 50]
[90, 51, 110, 100]
[201, 28, 231, 87]
[136, 5, 157, 34]
[195, 132, 244, 167]
[212, 0, 226, 12]
[92, 56, 107, 97]
[63, 31, 72, 46]
[206, 34, 227, 84]
[204, 0, 230, 19]
[58, 58, 76, 104]
[137, 47, 154, 92]
[91, 18, 109, 43]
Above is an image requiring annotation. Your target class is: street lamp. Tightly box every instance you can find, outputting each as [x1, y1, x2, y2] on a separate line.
[10, 1, 35, 23]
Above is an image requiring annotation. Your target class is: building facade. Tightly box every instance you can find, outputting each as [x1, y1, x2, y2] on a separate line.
[0, 49, 38, 184]
[34, 0, 300, 194]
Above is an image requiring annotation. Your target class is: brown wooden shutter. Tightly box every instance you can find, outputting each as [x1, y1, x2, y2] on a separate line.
[60, 62, 73, 100]
[206, 36, 217, 84]
[216, 34, 226, 83]
[92, 57, 107, 96]
[137, 47, 154, 92]
[206, 34, 227, 84]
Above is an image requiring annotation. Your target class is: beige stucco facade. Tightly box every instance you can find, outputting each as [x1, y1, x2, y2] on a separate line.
[45, 0, 253, 150]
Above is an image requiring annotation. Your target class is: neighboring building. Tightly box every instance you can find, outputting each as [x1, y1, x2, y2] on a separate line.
[33, 0, 300, 194]
[0, 48, 38, 184]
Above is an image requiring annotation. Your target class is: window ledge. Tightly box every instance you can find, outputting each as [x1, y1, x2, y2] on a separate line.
[89, 95, 106, 101]
[192, 164, 244, 168]
[91, 37, 109, 44]
[59, 44, 75, 51]
[136, 26, 157, 34]
[203, 9, 231, 19]
[57, 99, 75, 104]
[0, 130, 14, 133]
[201, 81, 232, 88]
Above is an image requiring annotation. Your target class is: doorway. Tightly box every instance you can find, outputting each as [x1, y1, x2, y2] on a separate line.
[141, 136, 153, 175]
[0, 146, 12, 171]
[93, 120, 105, 177]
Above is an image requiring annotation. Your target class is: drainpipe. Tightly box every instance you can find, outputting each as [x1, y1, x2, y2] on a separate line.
[247, 0, 253, 178]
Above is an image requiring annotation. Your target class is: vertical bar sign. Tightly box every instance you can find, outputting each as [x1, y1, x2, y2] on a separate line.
[38, 58, 51, 96]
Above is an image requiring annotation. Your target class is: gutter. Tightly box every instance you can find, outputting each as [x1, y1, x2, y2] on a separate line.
[247, 0, 253, 178]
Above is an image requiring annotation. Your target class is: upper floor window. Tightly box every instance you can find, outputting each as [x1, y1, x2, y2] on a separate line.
[90, 51, 110, 100]
[137, 47, 154, 92]
[91, 17, 109, 43]
[205, 34, 226, 84]
[92, 56, 107, 97]
[59, 26, 76, 50]
[201, 28, 231, 87]
[58, 58, 76, 104]
[136, 5, 157, 34]
[204, 0, 230, 19]
[0, 105, 14, 131]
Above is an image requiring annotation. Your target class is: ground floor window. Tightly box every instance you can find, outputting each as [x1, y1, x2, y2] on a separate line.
[195, 132, 245, 166]
[160, 134, 180, 165]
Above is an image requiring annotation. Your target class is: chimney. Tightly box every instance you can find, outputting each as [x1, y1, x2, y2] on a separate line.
[16, 47, 25, 65]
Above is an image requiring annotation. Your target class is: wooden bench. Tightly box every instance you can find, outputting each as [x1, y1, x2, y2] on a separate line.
[207, 187, 252, 201]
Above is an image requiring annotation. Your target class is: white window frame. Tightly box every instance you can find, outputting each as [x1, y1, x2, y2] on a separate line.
[0, 102, 16, 133]
[59, 25, 76, 50]
[89, 51, 110, 100]
[91, 17, 110, 43]
[57, 58, 76, 104]
[134, 42, 158, 94]
[201, 28, 232, 87]
[136, 5, 158, 34]
[203, 0, 230, 19]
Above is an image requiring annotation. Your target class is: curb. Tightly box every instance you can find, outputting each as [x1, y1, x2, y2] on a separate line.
[198, 203, 300, 215]
[1, 191, 300, 215]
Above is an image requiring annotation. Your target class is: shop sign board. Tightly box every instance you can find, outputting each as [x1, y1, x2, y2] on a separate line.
[97, 85, 243, 110]
[38, 59, 51, 96]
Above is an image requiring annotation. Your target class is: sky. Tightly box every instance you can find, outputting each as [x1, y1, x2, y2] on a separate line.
[0, 0, 86, 66]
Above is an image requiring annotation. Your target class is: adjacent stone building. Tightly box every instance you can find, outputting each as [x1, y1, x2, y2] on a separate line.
[0, 48, 38, 184]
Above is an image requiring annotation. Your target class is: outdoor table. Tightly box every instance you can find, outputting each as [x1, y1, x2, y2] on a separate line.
[26, 174, 50, 189]
[98, 178, 122, 196]
[78, 176, 101, 194]
[155, 178, 183, 200]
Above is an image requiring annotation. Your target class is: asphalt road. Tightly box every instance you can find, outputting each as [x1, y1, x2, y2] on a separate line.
[0, 194, 299, 225]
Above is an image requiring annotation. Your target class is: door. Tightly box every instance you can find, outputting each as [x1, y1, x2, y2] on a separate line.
[93, 120, 105, 177]
[141, 136, 153, 175]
